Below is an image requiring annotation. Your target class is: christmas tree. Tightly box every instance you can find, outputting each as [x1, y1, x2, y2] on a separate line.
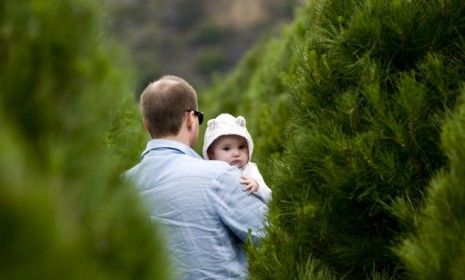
[0, 1, 169, 279]
[202, 0, 465, 278]
[397, 90, 465, 279]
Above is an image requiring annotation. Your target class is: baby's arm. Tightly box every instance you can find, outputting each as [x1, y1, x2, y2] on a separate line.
[242, 163, 272, 203]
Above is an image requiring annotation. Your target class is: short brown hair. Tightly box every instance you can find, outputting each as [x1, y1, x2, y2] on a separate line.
[140, 75, 198, 137]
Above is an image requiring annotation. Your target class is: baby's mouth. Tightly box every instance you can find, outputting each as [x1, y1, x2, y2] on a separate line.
[230, 160, 242, 166]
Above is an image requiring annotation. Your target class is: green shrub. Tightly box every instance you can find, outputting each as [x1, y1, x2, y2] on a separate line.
[190, 22, 227, 46]
[195, 48, 228, 75]
[397, 90, 465, 279]
[0, 1, 168, 279]
[203, 0, 465, 279]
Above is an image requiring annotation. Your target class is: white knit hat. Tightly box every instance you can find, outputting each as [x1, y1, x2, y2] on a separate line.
[202, 113, 254, 161]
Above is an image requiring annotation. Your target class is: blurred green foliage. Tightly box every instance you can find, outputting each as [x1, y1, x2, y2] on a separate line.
[201, 0, 465, 279]
[0, 1, 168, 279]
[190, 23, 227, 46]
[397, 90, 465, 279]
[194, 49, 228, 75]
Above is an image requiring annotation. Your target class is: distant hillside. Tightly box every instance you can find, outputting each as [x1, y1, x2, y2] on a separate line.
[104, 0, 303, 91]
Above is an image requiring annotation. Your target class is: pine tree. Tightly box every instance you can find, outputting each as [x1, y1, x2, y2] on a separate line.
[396, 90, 465, 279]
[0, 1, 169, 279]
[203, 0, 465, 278]
[252, 0, 465, 278]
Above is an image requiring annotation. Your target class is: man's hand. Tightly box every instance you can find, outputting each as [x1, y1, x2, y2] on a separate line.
[240, 176, 259, 194]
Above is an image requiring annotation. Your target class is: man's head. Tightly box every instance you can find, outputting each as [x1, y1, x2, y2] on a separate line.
[140, 75, 201, 146]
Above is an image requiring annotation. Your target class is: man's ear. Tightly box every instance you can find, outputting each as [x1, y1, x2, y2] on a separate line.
[186, 111, 195, 129]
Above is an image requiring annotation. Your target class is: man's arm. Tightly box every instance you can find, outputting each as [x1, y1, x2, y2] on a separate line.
[214, 167, 269, 245]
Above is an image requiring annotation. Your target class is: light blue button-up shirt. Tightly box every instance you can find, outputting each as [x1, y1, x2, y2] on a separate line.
[125, 139, 268, 279]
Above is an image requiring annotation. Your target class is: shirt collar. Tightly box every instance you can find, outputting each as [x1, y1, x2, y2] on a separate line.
[141, 139, 202, 160]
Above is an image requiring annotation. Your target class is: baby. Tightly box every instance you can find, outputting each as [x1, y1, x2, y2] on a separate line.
[203, 113, 272, 203]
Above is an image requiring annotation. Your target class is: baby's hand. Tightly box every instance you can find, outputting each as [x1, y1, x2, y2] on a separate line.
[240, 176, 259, 194]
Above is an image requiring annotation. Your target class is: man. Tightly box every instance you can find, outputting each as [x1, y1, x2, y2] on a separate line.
[125, 75, 268, 279]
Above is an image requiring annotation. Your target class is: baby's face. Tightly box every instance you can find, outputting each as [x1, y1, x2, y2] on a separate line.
[210, 135, 249, 169]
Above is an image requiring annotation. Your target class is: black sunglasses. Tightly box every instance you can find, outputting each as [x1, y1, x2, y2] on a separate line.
[186, 110, 204, 125]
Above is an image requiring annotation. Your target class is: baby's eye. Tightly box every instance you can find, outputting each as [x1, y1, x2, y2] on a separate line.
[239, 145, 247, 149]
[222, 146, 230, 151]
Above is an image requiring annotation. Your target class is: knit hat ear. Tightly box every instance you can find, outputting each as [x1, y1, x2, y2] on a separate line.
[207, 119, 218, 130]
[235, 116, 246, 127]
